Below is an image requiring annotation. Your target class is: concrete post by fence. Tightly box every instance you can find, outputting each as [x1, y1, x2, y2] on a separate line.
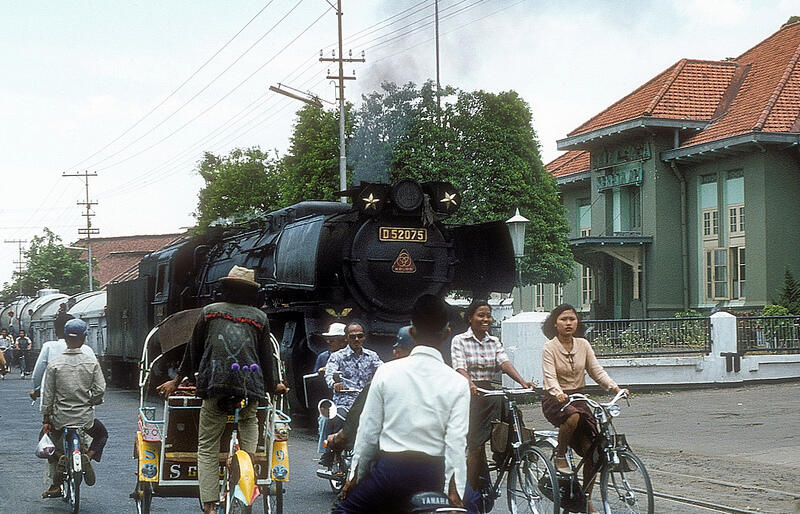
[711, 311, 740, 380]
[501, 311, 549, 387]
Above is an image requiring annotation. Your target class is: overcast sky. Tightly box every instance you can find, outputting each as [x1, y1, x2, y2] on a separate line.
[0, 0, 797, 289]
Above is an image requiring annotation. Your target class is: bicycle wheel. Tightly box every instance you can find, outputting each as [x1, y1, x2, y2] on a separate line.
[133, 480, 152, 514]
[507, 443, 559, 514]
[599, 450, 654, 514]
[263, 482, 283, 514]
[65, 467, 81, 514]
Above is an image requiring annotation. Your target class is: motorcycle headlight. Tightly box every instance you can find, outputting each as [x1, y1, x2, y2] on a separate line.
[607, 404, 621, 418]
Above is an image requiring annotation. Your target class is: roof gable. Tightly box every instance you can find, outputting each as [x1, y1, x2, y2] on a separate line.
[561, 21, 800, 155]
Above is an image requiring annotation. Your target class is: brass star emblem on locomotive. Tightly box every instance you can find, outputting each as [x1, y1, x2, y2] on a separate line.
[362, 193, 380, 210]
[440, 191, 458, 208]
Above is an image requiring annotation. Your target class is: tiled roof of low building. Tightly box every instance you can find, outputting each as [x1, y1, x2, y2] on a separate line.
[546, 150, 590, 177]
[554, 20, 800, 172]
[73, 233, 187, 287]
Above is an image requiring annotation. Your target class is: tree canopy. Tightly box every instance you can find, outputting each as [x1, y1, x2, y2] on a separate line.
[0, 228, 95, 301]
[348, 81, 573, 285]
[193, 81, 573, 285]
[194, 147, 283, 230]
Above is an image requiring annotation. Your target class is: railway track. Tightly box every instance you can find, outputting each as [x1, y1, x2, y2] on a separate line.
[645, 467, 800, 513]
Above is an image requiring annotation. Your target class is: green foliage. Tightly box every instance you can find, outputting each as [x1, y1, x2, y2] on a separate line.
[674, 309, 703, 318]
[762, 304, 791, 317]
[0, 228, 96, 301]
[349, 81, 573, 285]
[194, 147, 283, 231]
[775, 269, 800, 314]
[280, 104, 353, 205]
[783, 15, 800, 27]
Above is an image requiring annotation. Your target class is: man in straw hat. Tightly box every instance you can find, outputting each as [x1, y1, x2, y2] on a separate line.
[158, 265, 287, 514]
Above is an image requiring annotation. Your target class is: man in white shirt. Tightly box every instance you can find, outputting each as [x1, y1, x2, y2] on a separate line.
[333, 295, 470, 513]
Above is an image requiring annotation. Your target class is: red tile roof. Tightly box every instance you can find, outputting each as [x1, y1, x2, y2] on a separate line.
[559, 20, 800, 157]
[546, 150, 590, 177]
[73, 233, 186, 287]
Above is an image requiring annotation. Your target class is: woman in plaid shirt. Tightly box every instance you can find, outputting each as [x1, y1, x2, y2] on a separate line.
[450, 300, 535, 498]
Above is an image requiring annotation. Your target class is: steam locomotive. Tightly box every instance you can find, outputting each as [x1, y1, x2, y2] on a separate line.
[105, 179, 516, 414]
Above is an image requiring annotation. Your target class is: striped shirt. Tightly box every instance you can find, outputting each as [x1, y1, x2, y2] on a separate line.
[450, 327, 509, 381]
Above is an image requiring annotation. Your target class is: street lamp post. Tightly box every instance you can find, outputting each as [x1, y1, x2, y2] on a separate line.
[506, 208, 529, 313]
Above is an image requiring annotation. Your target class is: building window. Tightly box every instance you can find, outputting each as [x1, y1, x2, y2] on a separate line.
[581, 266, 593, 309]
[704, 247, 746, 300]
[702, 209, 718, 239]
[729, 204, 745, 234]
[535, 283, 545, 311]
[578, 201, 591, 237]
[553, 284, 563, 306]
[731, 247, 746, 299]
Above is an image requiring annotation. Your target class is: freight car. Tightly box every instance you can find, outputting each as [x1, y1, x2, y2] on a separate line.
[105, 179, 516, 416]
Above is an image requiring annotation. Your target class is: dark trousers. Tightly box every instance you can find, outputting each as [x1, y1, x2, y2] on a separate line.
[332, 451, 445, 514]
[85, 419, 108, 462]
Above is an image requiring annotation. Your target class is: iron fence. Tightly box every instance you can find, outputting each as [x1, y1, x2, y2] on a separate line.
[736, 315, 800, 354]
[583, 317, 711, 357]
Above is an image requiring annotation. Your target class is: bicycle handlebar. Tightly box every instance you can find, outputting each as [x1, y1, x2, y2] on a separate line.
[475, 387, 535, 397]
[560, 389, 629, 412]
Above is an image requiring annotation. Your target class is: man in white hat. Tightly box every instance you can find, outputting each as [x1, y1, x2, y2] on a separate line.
[315, 322, 347, 460]
[157, 265, 287, 514]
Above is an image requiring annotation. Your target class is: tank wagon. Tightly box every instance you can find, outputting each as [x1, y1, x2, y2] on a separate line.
[106, 179, 516, 414]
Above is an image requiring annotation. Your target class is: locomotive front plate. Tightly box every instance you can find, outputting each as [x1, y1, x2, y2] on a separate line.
[378, 227, 427, 242]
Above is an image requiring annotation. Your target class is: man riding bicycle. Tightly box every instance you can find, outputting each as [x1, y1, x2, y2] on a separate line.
[333, 295, 470, 513]
[40, 319, 106, 498]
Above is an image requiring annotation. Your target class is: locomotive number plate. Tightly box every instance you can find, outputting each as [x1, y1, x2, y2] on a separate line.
[379, 227, 427, 242]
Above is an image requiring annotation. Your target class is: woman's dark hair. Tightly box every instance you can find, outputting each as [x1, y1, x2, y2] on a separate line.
[465, 299, 491, 320]
[542, 303, 586, 339]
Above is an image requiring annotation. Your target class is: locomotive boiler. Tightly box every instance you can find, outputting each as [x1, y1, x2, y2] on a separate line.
[106, 179, 516, 415]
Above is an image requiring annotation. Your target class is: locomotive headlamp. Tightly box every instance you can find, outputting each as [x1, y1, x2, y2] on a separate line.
[390, 179, 424, 213]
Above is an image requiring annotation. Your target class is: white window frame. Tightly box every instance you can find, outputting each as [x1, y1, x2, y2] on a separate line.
[553, 284, 563, 307]
[704, 246, 746, 301]
[535, 283, 545, 311]
[581, 266, 593, 309]
[702, 208, 719, 239]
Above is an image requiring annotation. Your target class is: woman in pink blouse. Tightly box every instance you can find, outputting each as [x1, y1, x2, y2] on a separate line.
[541, 304, 627, 510]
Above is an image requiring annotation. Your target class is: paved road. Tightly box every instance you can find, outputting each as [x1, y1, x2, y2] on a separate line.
[2, 371, 799, 513]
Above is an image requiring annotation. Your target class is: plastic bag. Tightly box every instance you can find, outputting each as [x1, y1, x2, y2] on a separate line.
[36, 432, 56, 459]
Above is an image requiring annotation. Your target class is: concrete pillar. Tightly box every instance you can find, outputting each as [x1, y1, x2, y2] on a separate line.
[710, 311, 741, 381]
[501, 311, 550, 387]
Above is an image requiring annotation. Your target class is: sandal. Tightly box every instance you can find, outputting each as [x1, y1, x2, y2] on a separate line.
[42, 486, 61, 499]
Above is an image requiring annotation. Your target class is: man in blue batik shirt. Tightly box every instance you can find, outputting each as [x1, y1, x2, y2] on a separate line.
[324, 322, 382, 410]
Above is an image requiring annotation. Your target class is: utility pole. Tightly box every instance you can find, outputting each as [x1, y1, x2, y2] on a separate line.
[320, 0, 364, 202]
[4, 239, 27, 297]
[63, 171, 99, 291]
[435, 0, 441, 121]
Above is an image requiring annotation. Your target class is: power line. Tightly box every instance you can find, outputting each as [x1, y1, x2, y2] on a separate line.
[84, 0, 306, 171]
[67, 0, 277, 172]
[4, 239, 27, 297]
[95, 3, 330, 173]
[62, 171, 99, 292]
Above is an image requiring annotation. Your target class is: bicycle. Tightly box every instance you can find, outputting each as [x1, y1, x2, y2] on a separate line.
[538, 390, 654, 514]
[58, 425, 86, 514]
[475, 387, 560, 514]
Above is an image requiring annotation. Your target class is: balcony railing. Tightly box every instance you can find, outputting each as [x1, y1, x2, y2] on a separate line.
[583, 317, 711, 357]
[736, 315, 800, 354]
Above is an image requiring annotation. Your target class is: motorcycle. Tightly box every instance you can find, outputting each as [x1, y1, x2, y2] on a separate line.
[316, 371, 360, 492]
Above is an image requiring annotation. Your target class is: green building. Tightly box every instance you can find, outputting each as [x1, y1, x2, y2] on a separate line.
[538, 21, 800, 319]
